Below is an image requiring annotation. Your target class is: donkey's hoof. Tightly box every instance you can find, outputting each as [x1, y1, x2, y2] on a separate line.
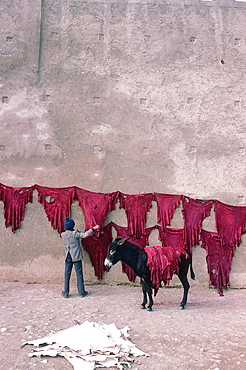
[141, 305, 146, 309]
[147, 307, 152, 312]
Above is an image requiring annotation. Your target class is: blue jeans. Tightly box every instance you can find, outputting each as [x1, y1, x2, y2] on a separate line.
[64, 258, 85, 296]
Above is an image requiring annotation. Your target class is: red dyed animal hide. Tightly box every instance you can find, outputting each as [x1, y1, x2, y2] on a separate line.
[75, 189, 118, 280]
[0, 183, 34, 232]
[157, 226, 185, 249]
[182, 196, 214, 252]
[154, 193, 181, 232]
[35, 185, 76, 234]
[111, 222, 156, 282]
[145, 245, 189, 295]
[82, 223, 113, 280]
[214, 200, 246, 249]
[75, 188, 119, 229]
[201, 229, 235, 296]
[119, 192, 155, 238]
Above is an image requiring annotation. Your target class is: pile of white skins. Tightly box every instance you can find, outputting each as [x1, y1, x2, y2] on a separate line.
[23, 321, 149, 369]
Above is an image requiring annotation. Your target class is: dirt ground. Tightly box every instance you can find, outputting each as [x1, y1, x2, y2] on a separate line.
[0, 282, 245, 370]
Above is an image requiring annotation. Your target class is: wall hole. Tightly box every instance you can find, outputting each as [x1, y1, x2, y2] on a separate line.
[140, 98, 147, 105]
[51, 32, 59, 39]
[45, 144, 52, 151]
[0, 145, 6, 151]
[93, 97, 101, 104]
[6, 36, 13, 42]
[2, 96, 8, 103]
[239, 147, 245, 155]
[144, 35, 151, 42]
[189, 146, 197, 153]
[93, 145, 102, 153]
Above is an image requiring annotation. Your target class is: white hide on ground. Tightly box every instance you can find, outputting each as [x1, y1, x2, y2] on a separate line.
[22, 321, 149, 369]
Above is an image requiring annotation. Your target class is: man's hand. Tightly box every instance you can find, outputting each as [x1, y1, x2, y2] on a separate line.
[93, 225, 100, 231]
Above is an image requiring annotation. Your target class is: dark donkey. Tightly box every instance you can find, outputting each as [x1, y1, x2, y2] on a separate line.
[104, 238, 195, 311]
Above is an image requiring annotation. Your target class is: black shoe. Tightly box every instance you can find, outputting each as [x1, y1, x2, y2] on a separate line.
[79, 291, 88, 298]
[61, 291, 69, 298]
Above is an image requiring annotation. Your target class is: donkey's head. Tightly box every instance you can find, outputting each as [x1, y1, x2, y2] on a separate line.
[104, 237, 128, 269]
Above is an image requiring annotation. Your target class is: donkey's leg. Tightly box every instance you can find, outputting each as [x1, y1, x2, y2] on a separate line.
[178, 271, 190, 309]
[141, 279, 147, 309]
[145, 278, 153, 311]
[177, 254, 192, 309]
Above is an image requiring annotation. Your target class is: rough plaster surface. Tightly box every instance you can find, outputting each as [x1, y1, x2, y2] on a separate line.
[0, 0, 245, 285]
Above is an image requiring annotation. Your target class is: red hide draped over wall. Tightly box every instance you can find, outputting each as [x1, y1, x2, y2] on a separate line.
[119, 192, 154, 238]
[157, 226, 185, 249]
[182, 196, 214, 252]
[201, 229, 235, 296]
[35, 185, 76, 234]
[0, 183, 34, 232]
[214, 200, 246, 249]
[82, 223, 113, 280]
[75, 188, 119, 229]
[154, 193, 181, 232]
[0, 182, 245, 290]
[75, 189, 118, 279]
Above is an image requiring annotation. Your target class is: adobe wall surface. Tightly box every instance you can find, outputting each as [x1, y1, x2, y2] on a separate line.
[0, 0, 246, 287]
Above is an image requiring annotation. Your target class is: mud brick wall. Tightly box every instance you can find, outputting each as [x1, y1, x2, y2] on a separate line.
[0, 0, 246, 287]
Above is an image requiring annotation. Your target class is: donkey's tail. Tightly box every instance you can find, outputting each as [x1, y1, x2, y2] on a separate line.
[190, 265, 195, 280]
[190, 254, 195, 280]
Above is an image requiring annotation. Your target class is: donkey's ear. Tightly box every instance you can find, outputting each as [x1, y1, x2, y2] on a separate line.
[117, 238, 129, 245]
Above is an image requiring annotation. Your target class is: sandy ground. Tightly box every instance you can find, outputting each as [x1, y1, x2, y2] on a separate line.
[0, 282, 245, 370]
